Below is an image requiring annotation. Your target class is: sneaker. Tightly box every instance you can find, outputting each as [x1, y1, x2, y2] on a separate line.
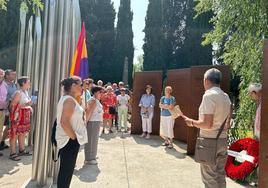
[88, 159, 98, 165]
[140, 133, 146, 138]
[145, 134, 150, 139]
[0, 142, 9, 150]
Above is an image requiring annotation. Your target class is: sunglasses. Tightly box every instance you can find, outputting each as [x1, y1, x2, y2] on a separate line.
[73, 81, 83, 87]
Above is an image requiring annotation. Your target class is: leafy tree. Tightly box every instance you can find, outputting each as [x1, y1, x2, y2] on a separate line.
[195, 0, 268, 138]
[0, 0, 43, 70]
[176, 0, 212, 68]
[133, 55, 143, 74]
[0, 0, 43, 12]
[114, 0, 134, 85]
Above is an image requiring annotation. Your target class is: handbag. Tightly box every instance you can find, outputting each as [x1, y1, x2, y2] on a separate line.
[194, 116, 228, 165]
[109, 106, 116, 115]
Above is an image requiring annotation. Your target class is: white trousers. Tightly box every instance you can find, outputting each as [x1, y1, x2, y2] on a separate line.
[141, 113, 153, 133]
[160, 116, 175, 139]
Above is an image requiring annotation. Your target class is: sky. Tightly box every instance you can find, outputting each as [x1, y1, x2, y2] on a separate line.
[112, 0, 148, 64]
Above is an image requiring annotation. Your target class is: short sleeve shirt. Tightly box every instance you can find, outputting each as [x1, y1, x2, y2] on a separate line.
[160, 96, 176, 116]
[199, 87, 231, 138]
[4, 81, 17, 102]
[117, 95, 130, 109]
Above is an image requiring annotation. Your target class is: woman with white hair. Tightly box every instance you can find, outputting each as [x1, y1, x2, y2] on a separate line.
[101, 85, 117, 134]
[248, 83, 262, 139]
[159, 86, 176, 149]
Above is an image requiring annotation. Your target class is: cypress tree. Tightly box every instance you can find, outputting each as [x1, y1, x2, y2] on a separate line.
[0, 0, 20, 69]
[114, 0, 134, 85]
[80, 0, 116, 83]
[143, 0, 212, 71]
[176, 1, 212, 68]
[143, 0, 166, 72]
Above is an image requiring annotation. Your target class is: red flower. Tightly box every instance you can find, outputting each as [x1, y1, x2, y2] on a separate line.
[225, 138, 259, 180]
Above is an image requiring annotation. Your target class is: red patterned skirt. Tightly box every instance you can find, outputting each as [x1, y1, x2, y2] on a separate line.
[9, 106, 31, 138]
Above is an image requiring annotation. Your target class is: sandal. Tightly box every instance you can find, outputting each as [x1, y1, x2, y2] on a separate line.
[167, 143, 174, 149]
[9, 153, 21, 161]
[162, 142, 169, 146]
[18, 149, 32, 156]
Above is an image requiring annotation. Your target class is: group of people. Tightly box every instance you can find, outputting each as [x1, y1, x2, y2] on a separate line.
[0, 69, 33, 161]
[0, 66, 262, 188]
[55, 77, 132, 187]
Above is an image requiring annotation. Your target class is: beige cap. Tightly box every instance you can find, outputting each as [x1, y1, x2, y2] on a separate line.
[248, 83, 262, 93]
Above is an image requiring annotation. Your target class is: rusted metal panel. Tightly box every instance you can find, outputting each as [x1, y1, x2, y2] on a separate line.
[259, 40, 268, 187]
[166, 69, 191, 142]
[131, 71, 163, 135]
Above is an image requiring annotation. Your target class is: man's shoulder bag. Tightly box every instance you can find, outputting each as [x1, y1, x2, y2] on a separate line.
[194, 117, 228, 166]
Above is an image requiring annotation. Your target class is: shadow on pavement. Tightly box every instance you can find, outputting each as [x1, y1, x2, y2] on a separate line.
[73, 164, 100, 183]
[164, 147, 186, 159]
[132, 135, 163, 148]
[0, 146, 32, 178]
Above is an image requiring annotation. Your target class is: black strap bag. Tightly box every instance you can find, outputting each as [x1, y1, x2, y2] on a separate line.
[51, 119, 59, 162]
[109, 106, 116, 115]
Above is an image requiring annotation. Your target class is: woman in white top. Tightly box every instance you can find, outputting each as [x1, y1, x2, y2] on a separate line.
[117, 88, 130, 132]
[84, 86, 103, 165]
[56, 76, 93, 188]
[9, 77, 33, 161]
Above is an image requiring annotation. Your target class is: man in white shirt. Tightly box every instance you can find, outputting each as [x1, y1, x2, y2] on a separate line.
[184, 68, 231, 188]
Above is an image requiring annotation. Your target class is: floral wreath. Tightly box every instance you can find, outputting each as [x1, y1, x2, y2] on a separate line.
[225, 138, 259, 180]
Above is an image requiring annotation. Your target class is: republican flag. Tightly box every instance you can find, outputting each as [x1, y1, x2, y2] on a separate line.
[70, 22, 89, 80]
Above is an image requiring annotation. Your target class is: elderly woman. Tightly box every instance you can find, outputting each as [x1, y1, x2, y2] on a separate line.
[84, 86, 103, 165]
[183, 68, 231, 188]
[56, 76, 91, 188]
[159, 86, 176, 149]
[139, 85, 155, 139]
[9, 77, 33, 161]
[248, 83, 262, 139]
[101, 85, 117, 134]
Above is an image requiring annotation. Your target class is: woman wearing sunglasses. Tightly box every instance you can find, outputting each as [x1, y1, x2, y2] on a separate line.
[56, 76, 94, 188]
